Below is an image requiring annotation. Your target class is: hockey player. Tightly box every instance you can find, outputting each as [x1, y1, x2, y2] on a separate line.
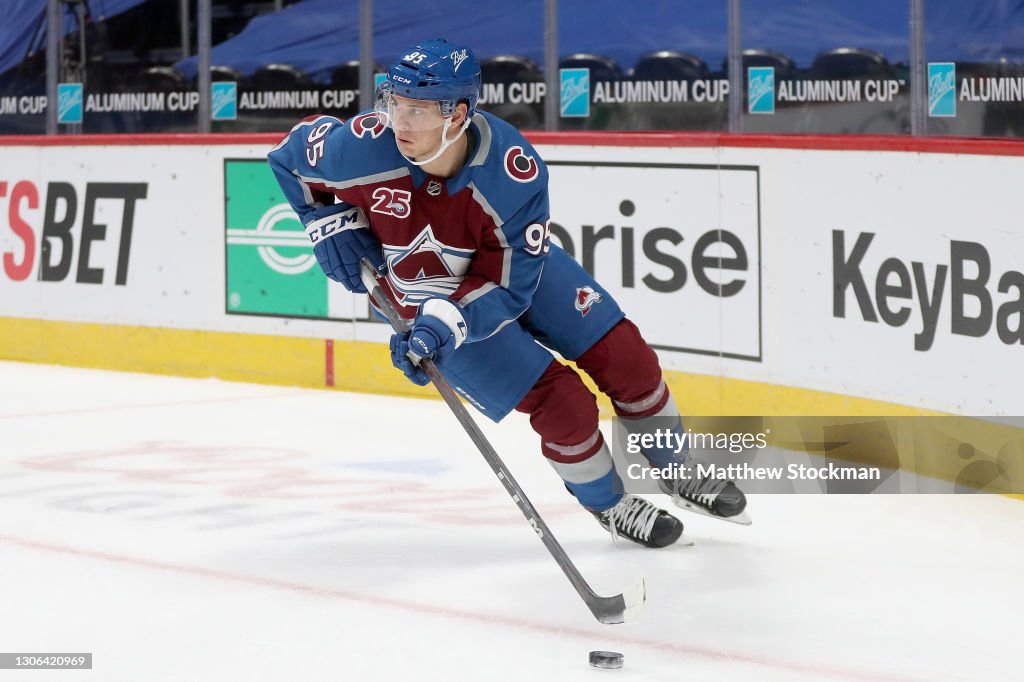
[267, 39, 747, 549]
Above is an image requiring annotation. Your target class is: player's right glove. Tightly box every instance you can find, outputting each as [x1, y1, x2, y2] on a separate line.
[389, 298, 468, 386]
[304, 202, 385, 293]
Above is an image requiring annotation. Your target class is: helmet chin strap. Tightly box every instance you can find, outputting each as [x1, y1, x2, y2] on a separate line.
[400, 116, 472, 167]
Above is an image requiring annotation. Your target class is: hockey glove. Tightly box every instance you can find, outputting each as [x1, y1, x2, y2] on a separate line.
[304, 202, 385, 293]
[390, 298, 469, 386]
[390, 332, 430, 385]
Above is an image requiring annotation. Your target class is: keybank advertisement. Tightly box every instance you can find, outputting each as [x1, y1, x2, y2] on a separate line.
[715, 147, 1023, 414]
[1, 140, 1022, 413]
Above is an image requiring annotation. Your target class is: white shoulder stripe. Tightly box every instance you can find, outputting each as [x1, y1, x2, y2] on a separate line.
[458, 281, 498, 307]
[290, 169, 318, 207]
[468, 181, 503, 228]
[469, 113, 492, 167]
[296, 167, 410, 191]
[480, 317, 518, 340]
[500, 246, 512, 288]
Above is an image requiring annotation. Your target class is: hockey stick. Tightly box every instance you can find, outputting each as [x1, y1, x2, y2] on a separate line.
[359, 259, 645, 625]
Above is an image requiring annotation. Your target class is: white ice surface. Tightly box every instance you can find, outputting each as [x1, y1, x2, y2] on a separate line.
[0, 360, 1021, 681]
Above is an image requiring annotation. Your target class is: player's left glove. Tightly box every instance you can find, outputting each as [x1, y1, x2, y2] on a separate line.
[390, 298, 469, 386]
[304, 202, 385, 293]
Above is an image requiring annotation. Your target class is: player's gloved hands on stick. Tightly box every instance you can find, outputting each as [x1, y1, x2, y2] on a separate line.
[390, 332, 430, 385]
[390, 298, 469, 386]
[304, 202, 385, 293]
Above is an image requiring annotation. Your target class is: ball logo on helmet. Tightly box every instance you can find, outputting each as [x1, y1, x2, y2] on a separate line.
[504, 146, 539, 183]
[349, 112, 388, 139]
[450, 49, 470, 72]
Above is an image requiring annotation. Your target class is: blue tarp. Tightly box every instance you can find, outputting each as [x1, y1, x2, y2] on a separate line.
[742, 0, 909, 64]
[925, 0, 1024, 60]
[176, 0, 547, 82]
[175, 0, 733, 80]
[174, 0, 1024, 82]
[5, 0, 1024, 83]
[0, 0, 149, 76]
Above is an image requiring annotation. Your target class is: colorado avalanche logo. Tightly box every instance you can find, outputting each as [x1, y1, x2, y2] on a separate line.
[383, 225, 475, 305]
[575, 286, 603, 317]
[504, 146, 539, 183]
[350, 112, 388, 139]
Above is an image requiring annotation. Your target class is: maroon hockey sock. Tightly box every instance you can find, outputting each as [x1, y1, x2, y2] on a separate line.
[574, 319, 670, 418]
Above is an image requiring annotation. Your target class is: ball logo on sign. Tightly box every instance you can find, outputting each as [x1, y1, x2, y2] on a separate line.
[57, 83, 83, 124]
[928, 63, 957, 117]
[748, 67, 775, 115]
[504, 146, 539, 183]
[559, 68, 590, 117]
[211, 82, 237, 121]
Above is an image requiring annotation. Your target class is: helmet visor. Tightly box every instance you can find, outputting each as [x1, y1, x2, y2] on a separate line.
[375, 88, 446, 132]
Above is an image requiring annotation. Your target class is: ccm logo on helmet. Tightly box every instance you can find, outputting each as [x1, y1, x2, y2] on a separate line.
[350, 112, 388, 139]
[504, 146, 539, 183]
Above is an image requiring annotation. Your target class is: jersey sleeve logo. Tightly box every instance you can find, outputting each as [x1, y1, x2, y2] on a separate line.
[504, 146, 539, 183]
[575, 286, 603, 316]
[350, 112, 388, 139]
[371, 188, 412, 218]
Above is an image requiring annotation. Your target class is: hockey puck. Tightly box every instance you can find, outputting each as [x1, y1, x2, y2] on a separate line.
[589, 651, 624, 669]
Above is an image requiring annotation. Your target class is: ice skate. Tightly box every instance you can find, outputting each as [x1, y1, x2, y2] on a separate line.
[592, 494, 686, 548]
[658, 462, 751, 525]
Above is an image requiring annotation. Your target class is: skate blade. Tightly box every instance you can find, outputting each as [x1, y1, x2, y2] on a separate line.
[609, 532, 696, 548]
[671, 497, 753, 526]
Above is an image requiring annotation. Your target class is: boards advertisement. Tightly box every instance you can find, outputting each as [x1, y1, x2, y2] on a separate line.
[1, 136, 1021, 414]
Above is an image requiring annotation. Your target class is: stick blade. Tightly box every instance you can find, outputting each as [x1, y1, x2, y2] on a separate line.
[620, 577, 647, 623]
[590, 578, 646, 624]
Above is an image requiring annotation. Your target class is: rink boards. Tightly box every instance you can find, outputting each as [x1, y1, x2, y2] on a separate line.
[1, 133, 1022, 421]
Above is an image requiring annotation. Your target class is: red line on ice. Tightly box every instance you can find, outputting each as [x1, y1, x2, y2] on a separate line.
[0, 533, 922, 682]
[0, 390, 308, 420]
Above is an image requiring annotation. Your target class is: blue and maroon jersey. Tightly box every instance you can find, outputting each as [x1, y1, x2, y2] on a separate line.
[267, 109, 550, 343]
